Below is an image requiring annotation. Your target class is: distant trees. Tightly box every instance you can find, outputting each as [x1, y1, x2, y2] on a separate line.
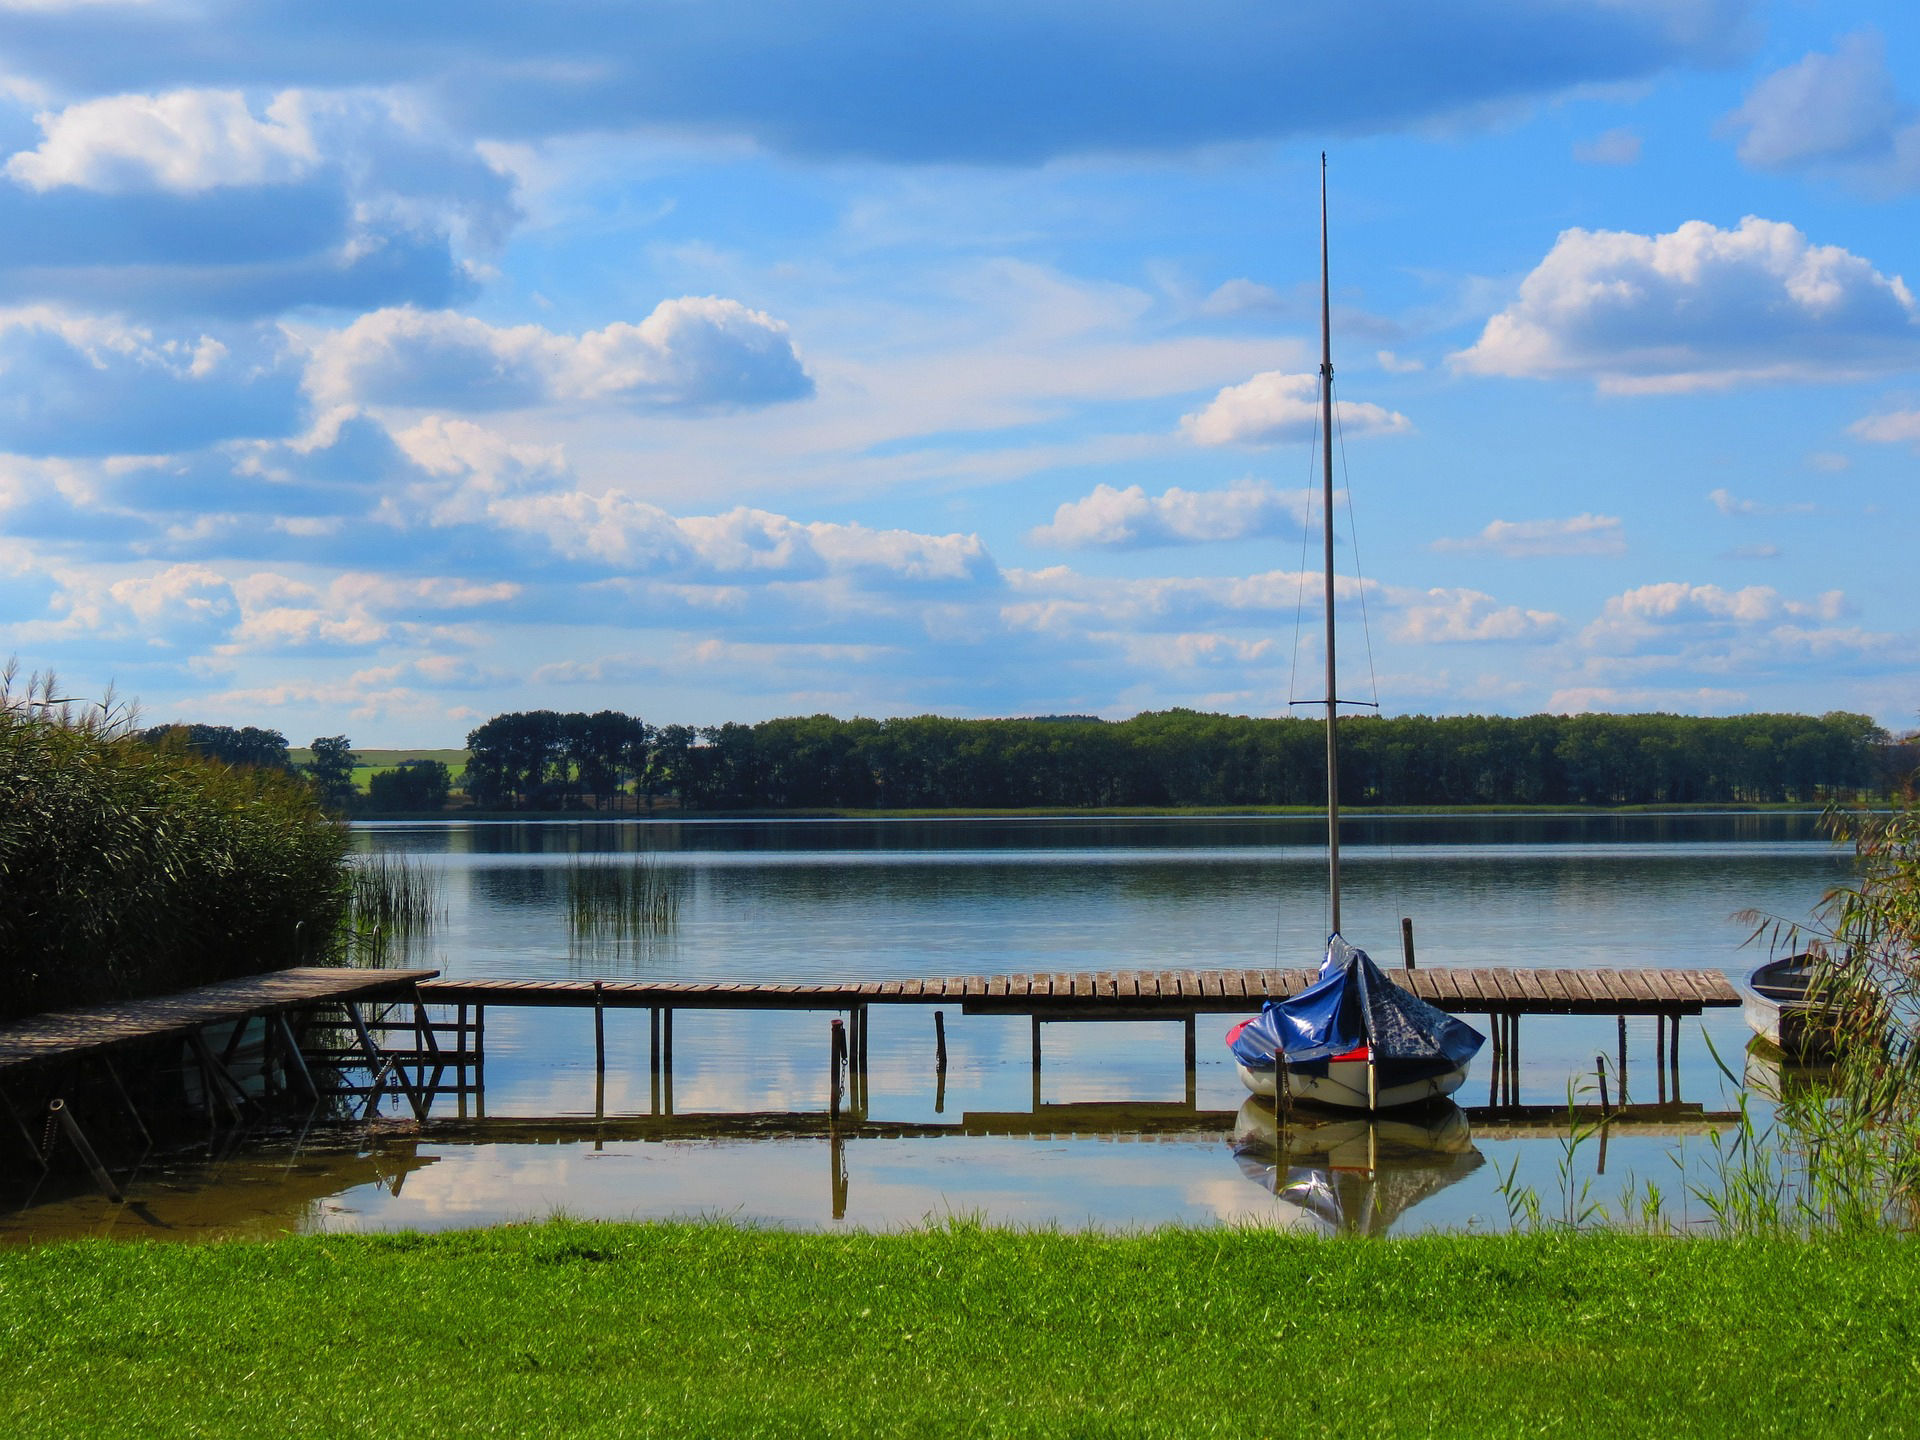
[456, 706, 1901, 813]
[305, 735, 358, 812]
[141, 723, 291, 771]
[367, 759, 452, 812]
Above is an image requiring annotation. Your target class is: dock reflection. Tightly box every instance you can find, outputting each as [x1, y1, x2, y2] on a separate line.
[1228, 1097, 1484, 1236]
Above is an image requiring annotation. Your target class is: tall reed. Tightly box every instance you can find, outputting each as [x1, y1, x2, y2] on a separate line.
[566, 854, 679, 950]
[1, 662, 351, 1021]
[340, 853, 442, 967]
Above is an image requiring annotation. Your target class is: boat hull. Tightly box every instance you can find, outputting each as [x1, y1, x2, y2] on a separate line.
[1743, 957, 1843, 1061]
[1233, 1054, 1469, 1111]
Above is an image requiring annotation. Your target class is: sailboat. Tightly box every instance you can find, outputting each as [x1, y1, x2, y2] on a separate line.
[1223, 156, 1485, 1112]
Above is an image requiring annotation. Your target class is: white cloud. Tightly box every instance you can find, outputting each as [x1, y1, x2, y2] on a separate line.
[1199, 279, 1285, 317]
[1452, 217, 1920, 393]
[307, 298, 812, 412]
[1848, 408, 1920, 450]
[1431, 513, 1624, 558]
[1395, 588, 1563, 644]
[1707, 487, 1812, 517]
[1574, 127, 1642, 166]
[1375, 349, 1424, 373]
[1180, 371, 1411, 446]
[6, 89, 318, 193]
[1030, 479, 1305, 549]
[1584, 581, 1850, 652]
[1723, 32, 1920, 190]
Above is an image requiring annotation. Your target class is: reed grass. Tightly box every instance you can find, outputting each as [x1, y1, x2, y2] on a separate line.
[338, 853, 442, 967]
[566, 853, 679, 948]
[0, 664, 350, 1022]
[1, 1222, 1914, 1438]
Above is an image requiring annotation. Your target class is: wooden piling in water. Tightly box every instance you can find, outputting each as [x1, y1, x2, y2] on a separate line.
[1617, 1015, 1628, 1107]
[830, 1018, 846, 1120]
[1401, 917, 1416, 971]
[1595, 1055, 1611, 1114]
[48, 1098, 122, 1203]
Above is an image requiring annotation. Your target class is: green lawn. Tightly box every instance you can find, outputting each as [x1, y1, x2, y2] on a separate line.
[1, 1222, 1913, 1437]
[289, 748, 469, 794]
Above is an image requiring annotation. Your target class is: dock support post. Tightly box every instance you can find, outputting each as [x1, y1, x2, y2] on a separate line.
[1031, 1015, 1042, 1110]
[661, 1008, 674, 1117]
[1594, 1055, 1611, 1115]
[346, 1001, 426, 1121]
[188, 1028, 248, 1127]
[1617, 1015, 1628, 1107]
[649, 1006, 661, 1115]
[99, 1056, 152, 1152]
[933, 1011, 947, 1115]
[1401, 917, 1416, 971]
[275, 1012, 319, 1103]
[1509, 1016, 1520, 1105]
[1184, 1014, 1197, 1110]
[593, 981, 606, 1078]
[1487, 1014, 1502, 1108]
[48, 1099, 123, 1204]
[1670, 1014, 1682, 1103]
[1656, 1015, 1668, 1105]
[830, 1018, 846, 1120]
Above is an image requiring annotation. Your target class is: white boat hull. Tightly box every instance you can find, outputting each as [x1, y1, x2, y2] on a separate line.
[1234, 1056, 1470, 1111]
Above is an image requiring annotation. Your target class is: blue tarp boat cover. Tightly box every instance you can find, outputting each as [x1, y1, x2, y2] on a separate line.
[1229, 935, 1485, 1070]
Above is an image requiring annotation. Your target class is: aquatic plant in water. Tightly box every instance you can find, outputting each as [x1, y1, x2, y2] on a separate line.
[339, 852, 443, 967]
[566, 853, 679, 952]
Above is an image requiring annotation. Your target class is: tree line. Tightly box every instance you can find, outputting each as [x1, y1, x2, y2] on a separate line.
[461, 708, 1907, 811]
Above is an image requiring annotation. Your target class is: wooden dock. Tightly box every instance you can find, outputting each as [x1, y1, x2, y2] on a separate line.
[0, 967, 436, 1074]
[3, 962, 1739, 1198]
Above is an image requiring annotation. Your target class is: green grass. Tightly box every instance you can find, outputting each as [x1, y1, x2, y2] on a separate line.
[289, 749, 470, 795]
[1, 1223, 1914, 1437]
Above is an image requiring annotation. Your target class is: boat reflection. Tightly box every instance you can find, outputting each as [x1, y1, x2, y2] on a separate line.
[1229, 1096, 1482, 1236]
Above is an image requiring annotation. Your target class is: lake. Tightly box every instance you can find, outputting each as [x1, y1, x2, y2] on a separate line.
[3, 812, 1852, 1240]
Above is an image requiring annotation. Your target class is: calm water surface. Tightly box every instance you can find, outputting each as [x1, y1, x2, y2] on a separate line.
[5, 813, 1850, 1241]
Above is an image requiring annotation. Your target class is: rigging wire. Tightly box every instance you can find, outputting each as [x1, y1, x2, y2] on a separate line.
[1285, 416, 1320, 709]
[1330, 373, 1382, 710]
[1331, 373, 1403, 938]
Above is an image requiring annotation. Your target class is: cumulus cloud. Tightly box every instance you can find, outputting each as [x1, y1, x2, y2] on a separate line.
[0, 307, 302, 455]
[1584, 581, 1850, 652]
[1432, 514, 1625, 558]
[1453, 217, 1920, 393]
[1395, 588, 1563, 644]
[308, 299, 812, 413]
[1030, 479, 1305, 549]
[0, 88, 512, 317]
[1724, 32, 1920, 190]
[0, 2, 1755, 165]
[6, 89, 316, 192]
[1181, 372, 1411, 447]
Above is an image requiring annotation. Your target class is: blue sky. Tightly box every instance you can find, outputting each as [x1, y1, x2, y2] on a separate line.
[1, 0, 1915, 743]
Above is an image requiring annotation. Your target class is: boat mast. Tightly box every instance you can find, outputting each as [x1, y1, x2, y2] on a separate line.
[1319, 152, 1341, 936]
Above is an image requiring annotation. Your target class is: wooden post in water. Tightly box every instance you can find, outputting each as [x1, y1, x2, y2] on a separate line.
[1184, 1015, 1197, 1109]
[830, 1018, 846, 1120]
[1594, 1055, 1611, 1114]
[1669, 1014, 1682, 1103]
[1401, 917, 1416, 971]
[1656, 1015, 1667, 1105]
[1031, 1015, 1043, 1110]
[649, 1006, 660, 1116]
[662, 1008, 674, 1116]
[934, 1010, 947, 1115]
[592, 981, 606, 1079]
[1617, 1015, 1629, 1107]
[48, 1099, 122, 1204]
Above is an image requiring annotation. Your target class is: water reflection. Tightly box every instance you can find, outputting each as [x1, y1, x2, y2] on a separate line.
[1229, 1097, 1483, 1236]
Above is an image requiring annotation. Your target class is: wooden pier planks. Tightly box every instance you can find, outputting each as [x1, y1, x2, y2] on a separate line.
[415, 965, 1737, 1019]
[0, 967, 438, 1073]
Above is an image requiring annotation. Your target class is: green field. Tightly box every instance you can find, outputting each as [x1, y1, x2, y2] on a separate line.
[1, 1222, 1913, 1437]
[289, 748, 468, 794]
